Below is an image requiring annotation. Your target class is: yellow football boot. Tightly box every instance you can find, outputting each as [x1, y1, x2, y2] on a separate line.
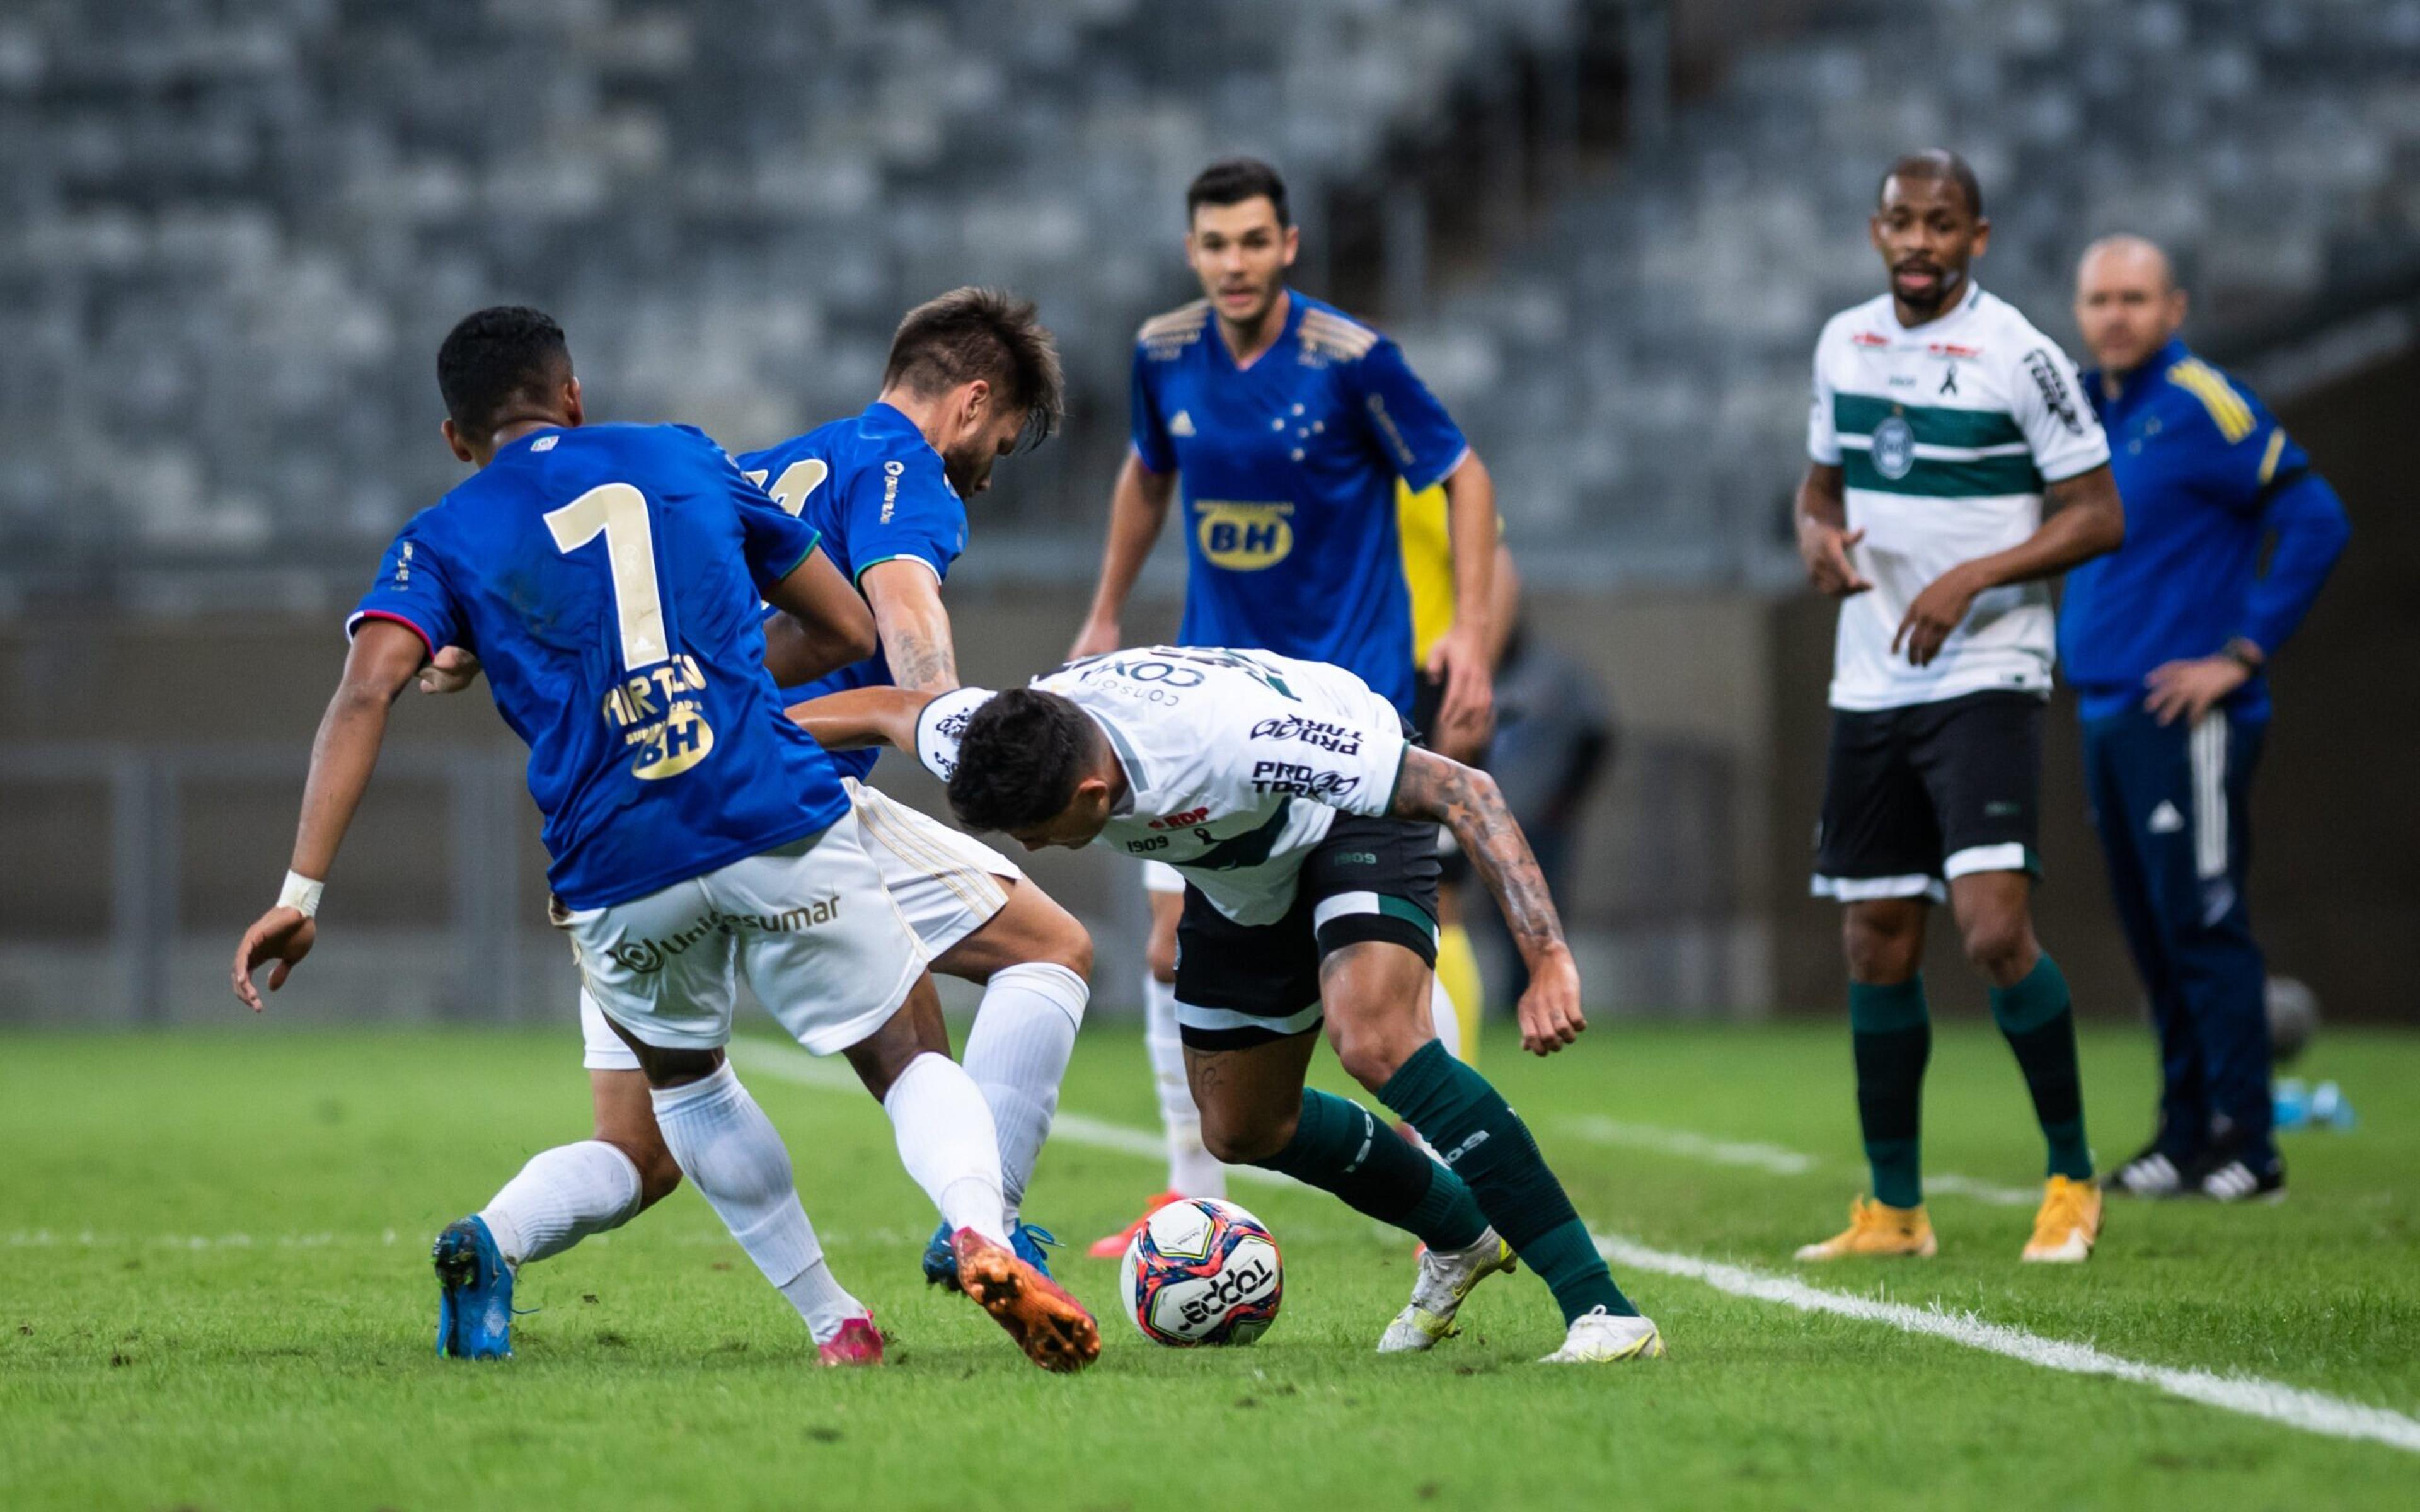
[1793, 1196, 1937, 1261]
[2020, 1175, 2103, 1263]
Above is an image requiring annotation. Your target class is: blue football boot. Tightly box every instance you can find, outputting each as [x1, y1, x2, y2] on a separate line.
[921, 1220, 1057, 1289]
[432, 1215, 515, 1360]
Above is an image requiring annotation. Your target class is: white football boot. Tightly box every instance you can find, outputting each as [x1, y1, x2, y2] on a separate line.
[1539, 1306, 1665, 1363]
[1376, 1227, 1518, 1353]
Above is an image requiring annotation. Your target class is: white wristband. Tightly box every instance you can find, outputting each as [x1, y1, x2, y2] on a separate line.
[277, 871, 325, 919]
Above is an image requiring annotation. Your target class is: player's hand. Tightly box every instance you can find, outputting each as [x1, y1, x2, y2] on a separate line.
[1425, 622, 1496, 752]
[1798, 520, 1872, 598]
[2143, 655, 2250, 727]
[1893, 565, 1981, 667]
[1514, 944, 1586, 1057]
[415, 645, 482, 696]
[1067, 615, 1121, 662]
[231, 907, 317, 1012]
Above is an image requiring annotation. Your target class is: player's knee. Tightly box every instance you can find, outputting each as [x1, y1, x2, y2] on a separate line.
[1327, 1019, 1421, 1094]
[1843, 912, 1920, 981]
[1200, 1105, 1291, 1166]
[1959, 913, 2033, 980]
[1044, 915, 1095, 982]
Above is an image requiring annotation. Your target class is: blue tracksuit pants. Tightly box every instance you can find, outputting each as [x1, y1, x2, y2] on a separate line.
[2082, 703, 2273, 1164]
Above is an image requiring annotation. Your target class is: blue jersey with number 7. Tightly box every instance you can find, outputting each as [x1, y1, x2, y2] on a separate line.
[349, 422, 851, 909]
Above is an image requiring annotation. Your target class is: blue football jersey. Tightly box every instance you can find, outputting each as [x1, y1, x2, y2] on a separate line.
[736, 401, 969, 782]
[1130, 290, 1468, 716]
[349, 422, 852, 910]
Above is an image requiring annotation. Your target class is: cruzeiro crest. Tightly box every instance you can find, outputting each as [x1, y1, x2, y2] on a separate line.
[1870, 414, 1916, 480]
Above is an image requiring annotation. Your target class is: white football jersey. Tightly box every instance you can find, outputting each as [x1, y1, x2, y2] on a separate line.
[1807, 284, 2110, 710]
[914, 647, 1408, 925]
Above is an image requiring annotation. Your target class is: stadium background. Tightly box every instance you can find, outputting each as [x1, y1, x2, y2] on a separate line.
[1, 0, 2414, 1031]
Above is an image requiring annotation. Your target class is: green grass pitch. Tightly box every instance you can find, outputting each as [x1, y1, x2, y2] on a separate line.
[3, 1020, 2415, 1509]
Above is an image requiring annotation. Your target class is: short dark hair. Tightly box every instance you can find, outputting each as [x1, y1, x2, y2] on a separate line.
[1877, 149, 1984, 219]
[882, 287, 1064, 450]
[437, 306, 572, 445]
[1187, 157, 1291, 229]
[947, 688, 1097, 833]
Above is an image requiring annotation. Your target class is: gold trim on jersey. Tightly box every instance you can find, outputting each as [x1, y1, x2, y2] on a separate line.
[1138, 300, 1211, 359]
[1298, 308, 1380, 362]
[2257, 428, 2288, 485]
[2167, 358, 2256, 444]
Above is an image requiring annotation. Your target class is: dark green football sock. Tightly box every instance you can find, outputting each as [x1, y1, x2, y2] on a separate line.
[1379, 1041, 1635, 1324]
[1991, 954, 2093, 1181]
[1850, 975, 1931, 1210]
[1248, 1087, 1489, 1251]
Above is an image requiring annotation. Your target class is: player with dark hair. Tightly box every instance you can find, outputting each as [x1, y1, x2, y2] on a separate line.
[1792, 151, 2127, 1263]
[415, 290, 1095, 1319]
[2067, 235, 2349, 1202]
[235, 306, 1099, 1372]
[794, 648, 1664, 1365]
[1069, 157, 1503, 1254]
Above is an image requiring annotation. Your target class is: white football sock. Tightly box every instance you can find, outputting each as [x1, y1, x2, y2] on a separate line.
[882, 1051, 1009, 1244]
[649, 1063, 863, 1339]
[1427, 976, 1463, 1062]
[960, 961, 1087, 1215]
[1146, 971, 1226, 1200]
[476, 1139, 642, 1268]
[779, 1259, 866, 1345]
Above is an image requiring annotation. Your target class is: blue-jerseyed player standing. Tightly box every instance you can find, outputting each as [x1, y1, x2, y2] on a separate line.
[1065, 160, 1523, 1294]
[231, 307, 1100, 1373]
[2066, 236, 2351, 1204]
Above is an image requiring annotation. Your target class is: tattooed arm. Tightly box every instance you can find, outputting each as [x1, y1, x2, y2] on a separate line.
[1389, 747, 1585, 1056]
[859, 559, 960, 693]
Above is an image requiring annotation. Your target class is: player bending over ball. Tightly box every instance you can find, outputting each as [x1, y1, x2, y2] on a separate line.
[797, 646, 1663, 1364]
[233, 307, 1097, 1372]
[415, 291, 1093, 1348]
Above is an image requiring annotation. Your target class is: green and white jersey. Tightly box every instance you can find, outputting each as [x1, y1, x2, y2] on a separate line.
[1807, 284, 2110, 711]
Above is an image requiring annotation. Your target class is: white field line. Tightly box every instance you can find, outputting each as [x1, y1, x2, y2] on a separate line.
[1592, 1233, 2420, 1456]
[734, 1038, 2420, 1457]
[1562, 1113, 2037, 1206]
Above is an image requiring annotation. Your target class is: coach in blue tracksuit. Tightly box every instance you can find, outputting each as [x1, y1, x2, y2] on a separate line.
[2063, 236, 2349, 1203]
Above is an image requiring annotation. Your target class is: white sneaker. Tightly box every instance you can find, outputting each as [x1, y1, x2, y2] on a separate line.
[1376, 1228, 1518, 1353]
[1539, 1307, 1664, 1364]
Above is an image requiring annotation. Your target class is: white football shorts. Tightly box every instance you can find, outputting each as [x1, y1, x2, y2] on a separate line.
[561, 811, 926, 1062]
[579, 781, 1020, 1070]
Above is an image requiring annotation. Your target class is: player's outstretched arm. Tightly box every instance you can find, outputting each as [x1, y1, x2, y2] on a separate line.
[231, 619, 426, 1011]
[860, 559, 959, 693]
[1389, 747, 1584, 1057]
[763, 544, 879, 687]
[1069, 455, 1176, 659]
[1894, 462, 2125, 666]
[786, 685, 937, 753]
[1794, 461, 1871, 598]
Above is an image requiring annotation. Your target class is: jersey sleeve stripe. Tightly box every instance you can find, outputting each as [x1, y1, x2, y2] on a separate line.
[851, 553, 942, 588]
[344, 608, 436, 655]
[2167, 360, 2256, 442]
[2257, 428, 2288, 485]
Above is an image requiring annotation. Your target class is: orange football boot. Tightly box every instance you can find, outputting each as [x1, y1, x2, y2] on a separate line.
[952, 1229, 1102, 1373]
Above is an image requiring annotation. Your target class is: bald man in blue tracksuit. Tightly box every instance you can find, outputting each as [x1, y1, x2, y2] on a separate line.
[2064, 236, 2349, 1204]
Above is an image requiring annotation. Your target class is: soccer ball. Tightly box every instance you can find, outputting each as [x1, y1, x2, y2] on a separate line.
[1117, 1198, 1283, 1346]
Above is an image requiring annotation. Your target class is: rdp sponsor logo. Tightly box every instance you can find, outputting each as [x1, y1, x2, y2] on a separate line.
[1175, 1255, 1277, 1329]
[1250, 715, 1362, 755]
[1249, 760, 1359, 799]
[1150, 806, 1210, 832]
